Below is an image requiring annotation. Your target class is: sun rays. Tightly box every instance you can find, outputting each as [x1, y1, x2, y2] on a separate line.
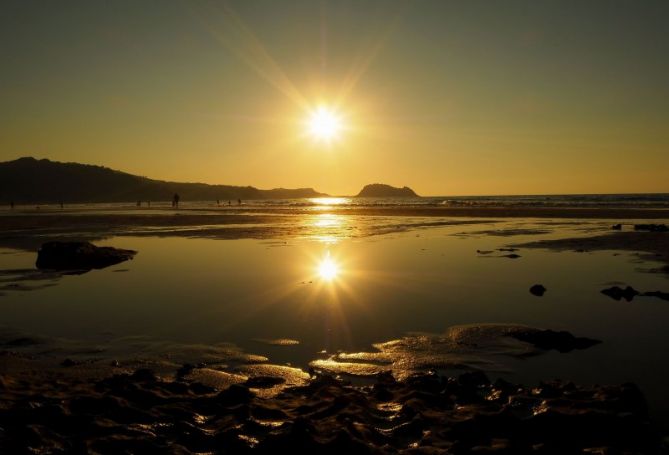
[187, 1, 408, 146]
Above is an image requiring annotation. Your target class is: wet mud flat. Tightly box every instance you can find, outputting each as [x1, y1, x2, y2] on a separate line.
[517, 230, 669, 274]
[0, 324, 666, 453]
[0, 366, 663, 454]
[0, 211, 496, 252]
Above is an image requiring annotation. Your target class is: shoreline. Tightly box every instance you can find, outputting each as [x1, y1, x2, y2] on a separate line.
[2, 205, 669, 219]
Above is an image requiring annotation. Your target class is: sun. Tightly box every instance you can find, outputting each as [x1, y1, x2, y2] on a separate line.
[307, 106, 342, 142]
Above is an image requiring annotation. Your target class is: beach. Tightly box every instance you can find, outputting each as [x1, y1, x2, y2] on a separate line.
[2, 201, 669, 453]
[4, 0, 669, 451]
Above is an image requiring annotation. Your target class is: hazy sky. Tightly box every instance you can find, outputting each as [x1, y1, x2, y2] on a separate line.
[1, 0, 668, 195]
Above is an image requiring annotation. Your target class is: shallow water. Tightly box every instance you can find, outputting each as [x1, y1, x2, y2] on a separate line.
[1, 217, 669, 426]
[3, 192, 669, 210]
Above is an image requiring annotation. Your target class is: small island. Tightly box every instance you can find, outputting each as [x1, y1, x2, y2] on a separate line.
[355, 183, 419, 198]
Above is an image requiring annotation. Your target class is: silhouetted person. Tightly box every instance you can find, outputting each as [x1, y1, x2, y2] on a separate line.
[237, 198, 241, 205]
[137, 201, 141, 207]
[59, 202, 63, 209]
[9, 201, 14, 209]
[228, 200, 231, 206]
[216, 199, 220, 206]
[173, 193, 180, 208]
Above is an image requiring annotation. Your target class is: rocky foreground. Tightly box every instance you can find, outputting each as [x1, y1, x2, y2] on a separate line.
[0, 367, 664, 454]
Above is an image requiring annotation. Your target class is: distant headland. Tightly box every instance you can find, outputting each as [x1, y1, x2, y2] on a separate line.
[0, 157, 419, 204]
[355, 183, 419, 198]
[0, 157, 327, 204]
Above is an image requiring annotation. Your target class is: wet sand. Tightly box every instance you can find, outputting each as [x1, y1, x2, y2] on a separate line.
[1, 205, 667, 252]
[0, 210, 498, 251]
[0, 367, 661, 453]
[2, 208, 669, 451]
[0, 324, 664, 453]
[2, 204, 669, 220]
[517, 231, 669, 273]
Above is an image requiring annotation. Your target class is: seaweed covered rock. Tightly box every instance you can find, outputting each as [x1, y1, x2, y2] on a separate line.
[529, 284, 546, 296]
[36, 241, 136, 271]
[508, 328, 601, 352]
[633, 223, 668, 232]
[601, 286, 640, 302]
[601, 286, 669, 302]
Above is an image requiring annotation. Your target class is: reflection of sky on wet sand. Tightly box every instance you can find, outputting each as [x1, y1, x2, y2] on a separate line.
[2, 219, 669, 423]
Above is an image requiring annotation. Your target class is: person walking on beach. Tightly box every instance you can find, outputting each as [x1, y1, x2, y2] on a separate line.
[237, 198, 241, 205]
[172, 193, 180, 208]
[9, 201, 14, 210]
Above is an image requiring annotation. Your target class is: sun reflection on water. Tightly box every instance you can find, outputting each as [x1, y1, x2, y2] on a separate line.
[310, 197, 349, 208]
[307, 214, 349, 244]
[317, 252, 340, 281]
[313, 213, 343, 228]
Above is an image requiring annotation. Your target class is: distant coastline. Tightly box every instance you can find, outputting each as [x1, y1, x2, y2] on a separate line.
[0, 157, 425, 204]
[1, 157, 667, 205]
[0, 157, 327, 204]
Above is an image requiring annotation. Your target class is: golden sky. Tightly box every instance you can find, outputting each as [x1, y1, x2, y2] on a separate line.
[1, 1, 668, 195]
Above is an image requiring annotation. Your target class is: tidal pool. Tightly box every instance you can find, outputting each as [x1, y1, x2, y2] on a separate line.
[1, 219, 669, 426]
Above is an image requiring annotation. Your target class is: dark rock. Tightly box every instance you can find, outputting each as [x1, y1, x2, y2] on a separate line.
[245, 376, 285, 388]
[405, 372, 442, 392]
[190, 382, 216, 395]
[601, 286, 639, 302]
[130, 368, 158, 382]
[36, 241, 136, 271]
[213, 384, 254, 406]
[60, 358, 77, 367]
[70, 395, 122, 415]
[633, 223, 668, 232]
[4, 337, 42, 347]
[611, 224, 622, 230]
[251, 404, 288, 421]
[176, 363, 196, 379]
[502, 253, 521, 259]
[458, 371, 490, 387]
[213, 429, 252, 454]
[509, 329, 601, 353]
[1, 366, 664, 453]
[640, 290, 669, 301]
[529, 284, 546, 296]
[173, 420, 216, 452]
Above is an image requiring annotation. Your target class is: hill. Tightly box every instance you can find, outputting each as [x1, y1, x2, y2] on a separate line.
[355, 183, 419, 198]
[0, 157, 327, 203]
